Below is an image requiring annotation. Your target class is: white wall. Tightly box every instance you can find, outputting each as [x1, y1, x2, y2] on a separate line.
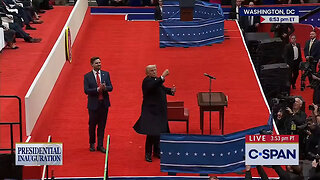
[25, 0, 88, 136]
[0, 28, 5, 51]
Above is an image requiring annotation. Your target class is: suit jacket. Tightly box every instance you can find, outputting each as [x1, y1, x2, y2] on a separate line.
[304, 39, 320, 61]
[283, 43, 302, 67]
[240, 15, 259, 32]
[272, 165, 304, 180]
[84, 70, 113, 110]
[154, 5, 162, 20]
[229, 6, 240, 20]
[133, 76, 174, 135]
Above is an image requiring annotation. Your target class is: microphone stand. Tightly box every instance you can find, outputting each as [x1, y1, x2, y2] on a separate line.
[208, 77, 213, 134]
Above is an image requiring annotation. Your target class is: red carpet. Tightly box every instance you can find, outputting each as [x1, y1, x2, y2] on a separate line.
[1, 7, 315, 178]
[0, 6, 73, 150]
[29, 13, 271, 177]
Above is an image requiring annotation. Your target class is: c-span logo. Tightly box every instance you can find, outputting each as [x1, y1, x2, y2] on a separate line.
[245, 135, 299, 165]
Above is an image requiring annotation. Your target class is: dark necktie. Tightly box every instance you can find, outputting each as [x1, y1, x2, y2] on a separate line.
[96, 71, 103, 100]
[309, 39, 314, 55]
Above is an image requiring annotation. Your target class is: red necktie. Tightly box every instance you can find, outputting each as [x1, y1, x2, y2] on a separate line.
[96, 71, 103, 100]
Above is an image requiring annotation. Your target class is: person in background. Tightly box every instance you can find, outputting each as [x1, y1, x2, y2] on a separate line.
[245, 164, 304, 180]
[240, 1, 260, 32]
[283, 35, 302, 90]
[271, 23, 295, 44]
[288, 0, 304, 4]
[133, 65, 176, 162]
[209, 176, 220, 180]
[304, 30, 320, 86]
[154, 0, 162, 20]
[84, 57, 113, 153]
[0, 18, 18, 49]
[229, 0, 242, 21]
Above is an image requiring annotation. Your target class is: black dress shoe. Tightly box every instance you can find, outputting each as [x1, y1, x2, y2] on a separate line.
[27, 38, 42, 43]
[26, 25, 36, 30]
[89, 144, 95, 152]
[145, 154, 152, 162]
[97, 146, 106, 153]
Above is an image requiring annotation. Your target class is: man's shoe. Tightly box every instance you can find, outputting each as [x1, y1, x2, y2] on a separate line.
[89, 144, 95, 152]
[26, 25, 36, 30]
[32, 19, 44, 24]
[97, 146, 106, 153]
[145, 154, 152, 162]
[28, 38, 42, 43]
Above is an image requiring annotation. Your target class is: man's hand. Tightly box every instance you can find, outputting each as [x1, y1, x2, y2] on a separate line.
[286, 107, 293, 114]
[311, 74, 320, 81]
[306, 130, 312, 135]
[245, 165, 251, 171]
[101, 83, 106, 91]
[171, 85, 176, 94]
[312, 159, 318, 168]
[98, 84, 106, 92]
[162, 69, 169, 77]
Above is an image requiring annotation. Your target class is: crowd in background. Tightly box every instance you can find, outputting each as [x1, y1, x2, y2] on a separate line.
[0, 0, 53, 50]
[96, 0, 319, 6]
[233, 0, 320, 161]
[229, 0, 320, 179]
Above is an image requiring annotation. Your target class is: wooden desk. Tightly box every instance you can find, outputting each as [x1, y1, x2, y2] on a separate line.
[197, 92, 228, 135]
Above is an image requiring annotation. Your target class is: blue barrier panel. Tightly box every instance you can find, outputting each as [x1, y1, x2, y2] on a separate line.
[160, 125, 272, 174]
[159, 1, 225, 48]
[127, 14, 155, 21]
[159, 18, 224, 47]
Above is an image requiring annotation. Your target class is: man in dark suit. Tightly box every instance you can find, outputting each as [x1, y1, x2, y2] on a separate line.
[154, 0, 162, 21]
[240, 1, 260, 33]
[283, 35, 302, 89]
[84, 57, 113, 153]
[133, 65, 176, 162]
[229, 0, 242, 20]
[304, 30, 320, 85]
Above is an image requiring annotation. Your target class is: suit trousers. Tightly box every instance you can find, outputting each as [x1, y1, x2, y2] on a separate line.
[145, 135, 160, 156]
[88, 101, 108, 147]
[308, 61, 317, 84]
[290, 60, 300, 86]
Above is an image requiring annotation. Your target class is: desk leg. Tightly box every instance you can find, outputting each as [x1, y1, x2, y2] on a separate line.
[209, 111, 212, 134]
[221, 110, 224, 135]
[200, 110, 204, 135]
[219, 111, 221, 130]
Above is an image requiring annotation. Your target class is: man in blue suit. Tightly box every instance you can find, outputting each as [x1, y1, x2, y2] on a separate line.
[84, 57, 113, 153]
[304, 30, 320, 85]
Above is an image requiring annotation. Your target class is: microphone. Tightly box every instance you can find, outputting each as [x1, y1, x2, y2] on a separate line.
[204, 73, 216, 79]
